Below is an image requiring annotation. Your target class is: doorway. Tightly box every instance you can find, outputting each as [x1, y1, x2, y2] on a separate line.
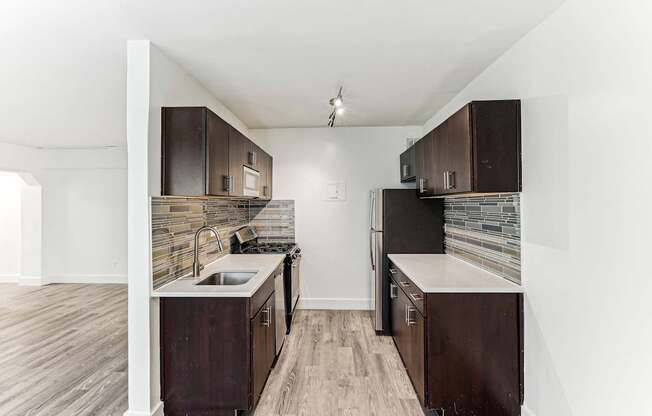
[0, 171, 42, 285]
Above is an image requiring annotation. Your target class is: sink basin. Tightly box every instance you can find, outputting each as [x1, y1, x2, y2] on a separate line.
[195, 271, 257, 286]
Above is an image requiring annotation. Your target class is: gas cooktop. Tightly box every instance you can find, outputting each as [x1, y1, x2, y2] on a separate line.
[240, 243, 297, 254]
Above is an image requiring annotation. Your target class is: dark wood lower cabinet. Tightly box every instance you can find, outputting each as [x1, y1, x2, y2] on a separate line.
[160, 282, 277, 416]
[390, 267, 523, 416]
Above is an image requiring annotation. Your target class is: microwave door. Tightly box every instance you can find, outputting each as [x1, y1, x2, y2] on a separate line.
[243, 166, 260, 197]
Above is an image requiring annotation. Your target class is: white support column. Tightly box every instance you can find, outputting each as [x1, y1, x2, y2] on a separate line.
[125, 40, 157, 416]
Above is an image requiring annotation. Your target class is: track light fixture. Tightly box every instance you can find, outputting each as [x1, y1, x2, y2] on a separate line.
[328, 86, 345, 127]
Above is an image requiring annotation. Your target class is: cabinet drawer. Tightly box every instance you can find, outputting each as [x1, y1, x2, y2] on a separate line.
[389, 262, 425, 316]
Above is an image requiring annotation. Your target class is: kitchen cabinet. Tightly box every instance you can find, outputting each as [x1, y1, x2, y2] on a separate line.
[160, 266, 280, 416]
[390, 281, 425, 403]
[415, 132, 435, 197]
[228, 126, 248, 197]
[162, 106, 273, 199]
[258, 150, 273, 200]
[399, 145, 416, 182]
[251, 295, 276, 405]
[410, 100, 521, 197]
[389, 261, 523, 416]
[162, 107, 230, 196]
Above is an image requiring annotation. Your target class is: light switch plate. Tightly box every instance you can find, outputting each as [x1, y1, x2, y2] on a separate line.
[324, 181, 346, 201]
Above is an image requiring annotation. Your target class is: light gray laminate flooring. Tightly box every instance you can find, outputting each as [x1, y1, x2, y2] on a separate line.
[255, 310, 424, 416]
[0, 283, 128, 416]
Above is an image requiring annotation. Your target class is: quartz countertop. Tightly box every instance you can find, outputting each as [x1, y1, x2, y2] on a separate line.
[152, 254, 285, 298]
[387, 254, 523, 293]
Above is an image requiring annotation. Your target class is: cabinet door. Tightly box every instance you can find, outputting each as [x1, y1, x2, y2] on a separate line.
[206, 110, 230, 196]
[400, 146, 416, 182]
[390, 280, 408, 362]
[431, 124, 446, 195]
[415, 133, 435, 197]
[258, 150, 273, 200]
[251, 295, 275, 408]
[161, 107, 206, 196]
[228, 127, 247, 197]
[406, 304, 425, 404]
[249, 143, 262, 171]
[442, 105, 472, 194]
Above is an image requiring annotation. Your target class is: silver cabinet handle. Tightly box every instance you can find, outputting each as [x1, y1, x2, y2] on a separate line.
[409, 293, 423, 302]
[390, 283, 398, 299]
[406, 306, 416, 326]
[399, 281, 410, 287]
[444, 171, 456, 190]
[262, 306, 271, 327]
[223, 175, 233, 192]
[419, 178, 425, 193]
[389, 268, 398, 275]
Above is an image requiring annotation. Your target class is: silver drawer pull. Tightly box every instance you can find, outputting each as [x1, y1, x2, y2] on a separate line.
[262, 306, 271, 327]
[390, 283, 398, 299]
[399, 281, 410, 287]
[406, 306, 416, 326]
[389, 268, 398, 275]
[409, 293, 423, 302]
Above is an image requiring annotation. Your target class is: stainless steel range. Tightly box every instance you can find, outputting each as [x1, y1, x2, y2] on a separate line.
[233, 226, 302, 334]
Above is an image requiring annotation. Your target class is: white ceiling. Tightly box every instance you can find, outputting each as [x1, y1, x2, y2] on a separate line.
[0, 0, 563, 147]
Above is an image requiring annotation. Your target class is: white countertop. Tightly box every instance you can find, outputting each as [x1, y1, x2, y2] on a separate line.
[387, 254, 523, 293]
[152, 254, 285, 298]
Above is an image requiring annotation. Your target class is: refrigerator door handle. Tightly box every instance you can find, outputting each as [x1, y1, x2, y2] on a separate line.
[369, 190, 376, 229]
[369, 230, 375, 271]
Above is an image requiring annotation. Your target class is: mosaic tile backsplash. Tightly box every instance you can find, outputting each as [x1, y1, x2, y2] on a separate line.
[444, 193, 521, 283]
[151, 198, 295, 290]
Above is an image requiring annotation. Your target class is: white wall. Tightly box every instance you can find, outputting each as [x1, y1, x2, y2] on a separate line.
[127, 41, 256, 416]
[148, 45, 258, 197]
[0, 142, 127, 284]
[0, 173, 22, 280]
[252, 127, 420, 309]
[422, 0, 652, 414]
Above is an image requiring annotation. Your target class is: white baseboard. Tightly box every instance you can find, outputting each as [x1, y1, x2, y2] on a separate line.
[297, 297, 373, 310]
[0, 274, 19, 283]
[123, 401, 163, 416]
[44, 274, 128, 284]
[18, 275, 43, 286]
[522, 405, 536, 416]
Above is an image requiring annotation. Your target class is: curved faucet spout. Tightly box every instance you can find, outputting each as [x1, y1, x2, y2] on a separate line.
[192, 226, 225, 277]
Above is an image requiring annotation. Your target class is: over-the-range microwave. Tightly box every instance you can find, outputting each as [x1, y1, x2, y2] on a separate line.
[243, 166, 260, 197]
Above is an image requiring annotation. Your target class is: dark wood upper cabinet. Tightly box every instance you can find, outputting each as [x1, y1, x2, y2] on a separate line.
[399, 145, 416, 182]
[206, 110, 231, 196]
[258, 150, 273, 200]
[228, 126, 248, 197]
[411, 100, 521, 197]
[161, 107, 211, 196]
[415, 132, 435, 197]
[162, 106, 273, 199]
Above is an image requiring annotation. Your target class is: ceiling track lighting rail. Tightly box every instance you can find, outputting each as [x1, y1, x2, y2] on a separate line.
[327, 86, 345, 127]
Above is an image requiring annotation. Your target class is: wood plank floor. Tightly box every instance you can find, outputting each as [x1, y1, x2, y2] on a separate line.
[255, 310, 425, 416]
[0, 283, 128, 416]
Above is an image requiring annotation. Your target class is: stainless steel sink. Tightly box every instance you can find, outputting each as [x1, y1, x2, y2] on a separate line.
[195, 271, 256, 286]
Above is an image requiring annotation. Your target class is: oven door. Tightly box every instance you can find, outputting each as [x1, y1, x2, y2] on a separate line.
[243, 166, 260, 197]
[291, 253, 301, 311]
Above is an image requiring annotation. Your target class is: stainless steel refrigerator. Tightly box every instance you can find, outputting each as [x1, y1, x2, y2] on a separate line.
[370, 188, 444, 334]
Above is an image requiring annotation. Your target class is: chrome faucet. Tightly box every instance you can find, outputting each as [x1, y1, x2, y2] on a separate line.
[192, 226, 224, 277]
